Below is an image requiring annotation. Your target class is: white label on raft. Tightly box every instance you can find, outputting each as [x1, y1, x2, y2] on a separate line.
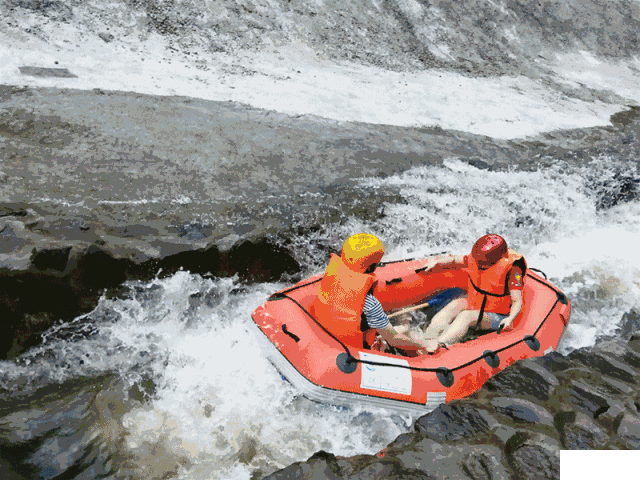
[544, 346, 554, 355]
[425, 392, 447, 410]
[359, 352, 412, 395]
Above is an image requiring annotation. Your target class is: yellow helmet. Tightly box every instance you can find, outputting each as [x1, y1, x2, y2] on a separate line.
[341, 233, 384, 273]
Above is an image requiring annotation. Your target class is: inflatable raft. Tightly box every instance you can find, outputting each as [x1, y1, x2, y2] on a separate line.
[252, 258, 571, 416]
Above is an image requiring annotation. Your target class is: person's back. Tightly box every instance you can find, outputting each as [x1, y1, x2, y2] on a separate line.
[310, 233, 431, 354]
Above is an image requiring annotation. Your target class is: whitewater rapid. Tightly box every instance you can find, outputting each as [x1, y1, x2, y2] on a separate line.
[2, 0, 640, 478]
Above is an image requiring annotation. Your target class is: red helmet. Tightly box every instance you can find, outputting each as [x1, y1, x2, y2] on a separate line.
[471, 234, 507, 268]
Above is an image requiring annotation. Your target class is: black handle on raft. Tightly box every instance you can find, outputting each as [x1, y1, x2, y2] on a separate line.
[281, 324, 300, 343]
[529, 268, 547, 280]
[386, 277, 403, 285]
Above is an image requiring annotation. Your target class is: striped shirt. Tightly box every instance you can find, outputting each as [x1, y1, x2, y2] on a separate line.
[362, 294, 390, 329]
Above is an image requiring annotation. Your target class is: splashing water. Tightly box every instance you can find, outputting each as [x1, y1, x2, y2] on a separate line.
[2, 159, 639, 479]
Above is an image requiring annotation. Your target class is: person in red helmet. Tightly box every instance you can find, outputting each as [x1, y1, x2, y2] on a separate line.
[310, 233, 431, 355]
[417, 234, 527, 354]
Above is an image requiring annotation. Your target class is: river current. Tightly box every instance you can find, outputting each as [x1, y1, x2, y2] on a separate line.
[1, 0, 640, 478]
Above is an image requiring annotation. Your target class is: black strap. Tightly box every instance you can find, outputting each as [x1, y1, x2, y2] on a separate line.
[476, 294, 488, 328]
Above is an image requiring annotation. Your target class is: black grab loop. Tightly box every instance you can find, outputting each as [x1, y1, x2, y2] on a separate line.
[524, 335, 541, 351]
[386, 277, 403, 285]
[282, 324, 300, 343]
[436, 367, 455, 387]
[336, 353, 358, 374]
[556, 291, 569, 305]
[529, 268, 547, 280]
[268, 292, 288, 301]
[482, 350, 500, 368]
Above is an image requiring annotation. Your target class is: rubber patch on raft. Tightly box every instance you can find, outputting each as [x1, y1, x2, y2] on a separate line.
[359, 352, 412, 395]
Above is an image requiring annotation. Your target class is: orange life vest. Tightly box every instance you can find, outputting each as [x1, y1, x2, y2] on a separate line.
[309, 253, 377, 348]
[467, 249, 527, 314]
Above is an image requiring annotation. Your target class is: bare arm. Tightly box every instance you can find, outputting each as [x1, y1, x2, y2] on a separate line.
[420, 254, 466, 273]
[499, 290, 523, 331]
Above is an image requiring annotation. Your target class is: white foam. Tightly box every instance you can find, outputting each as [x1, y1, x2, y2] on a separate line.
[0, 14, 630, 140]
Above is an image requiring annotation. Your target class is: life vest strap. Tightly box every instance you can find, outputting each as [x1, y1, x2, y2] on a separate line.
[468, 276, 510, 297]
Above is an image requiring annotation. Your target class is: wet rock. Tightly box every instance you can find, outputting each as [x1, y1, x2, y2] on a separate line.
[30, 246, 72, 272]
[18, 66, 77, 78]
[0, 223, 29, 253]
[490, 397, 554, 427]
[616, 309, 640, 339]
[616, 413, 640, 449]
[557, 412, 610, 449]
[506, 433, 560, 480]
[347, 460, 436, 480]
[225, 238, 300, 283]
[567, 381, 612, 419]
[414, 404, 497, 441]
[263, 451, 343, 480]
[569, 349, 639, 384]
[170, 221, 213, 241]
[460, 446, 510, 480]
[107, 224, 160, 239]
[0, 205, 30, 218]
[98, 32, 114, 42]
[482, 358, 558, 401]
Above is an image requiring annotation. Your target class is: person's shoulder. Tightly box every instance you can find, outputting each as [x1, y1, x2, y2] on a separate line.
[508, 265, 524, 288]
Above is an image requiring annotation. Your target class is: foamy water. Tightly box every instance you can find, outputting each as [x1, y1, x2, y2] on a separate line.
[2, 0, 640, 478]
[1, 162, 638, 478]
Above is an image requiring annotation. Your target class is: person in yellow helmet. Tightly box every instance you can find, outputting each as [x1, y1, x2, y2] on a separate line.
[309, 233, 431, 354]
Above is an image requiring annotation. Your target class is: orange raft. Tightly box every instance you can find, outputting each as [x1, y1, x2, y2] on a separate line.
[251, 258, 571, 416]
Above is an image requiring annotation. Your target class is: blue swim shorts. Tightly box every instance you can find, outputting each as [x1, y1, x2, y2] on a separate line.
[485, 312, 508, 331]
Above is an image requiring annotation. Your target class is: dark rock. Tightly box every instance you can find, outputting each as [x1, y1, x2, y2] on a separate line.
[98, 32, 114, 42]
[30, 246, 72, 272]
[490, 397, 554, 427]
[107, 224, 160, 239]
[616, 413, 640, 449]
[482, 358, 559, 401]
[347, 460, 436, 480]
[0, 204, 29, 217]
[534, 351, 574, 373]
[156, 245, 221, 278]
[616, 309, 640, 339]
[225, 238, 300, 282]
[170, 221, 213, 241]
[0, 223, 29, 253]
[18, 67, 77, 78]
[414, 404, 497, 441]
[27, 217, 98, 242]
[567, 381, 611, 419]
[559, 412, 610, 449]
[460, 446, 510, 480]
[263, 451, 343, 480]
[507, 433, 560, 480]
[569, 350, 639, 384]
[72, 246, 126, 289]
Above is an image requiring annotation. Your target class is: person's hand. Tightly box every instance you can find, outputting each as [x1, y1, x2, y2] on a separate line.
[419, 259, 438, 273]
[498, 317, 514, 332]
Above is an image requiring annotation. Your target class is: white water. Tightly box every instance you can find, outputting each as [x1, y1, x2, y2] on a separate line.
[2, 7, 638, 139]
[3, 158, 638, 479]
[2, 2, 640, 478]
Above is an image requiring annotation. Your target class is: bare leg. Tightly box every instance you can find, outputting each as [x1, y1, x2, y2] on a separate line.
[437, 310, 482, 346]
[422, 297, 467, 339]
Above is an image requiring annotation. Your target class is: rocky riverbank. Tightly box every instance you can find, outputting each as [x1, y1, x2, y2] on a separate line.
[264, 311, 640, 480]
